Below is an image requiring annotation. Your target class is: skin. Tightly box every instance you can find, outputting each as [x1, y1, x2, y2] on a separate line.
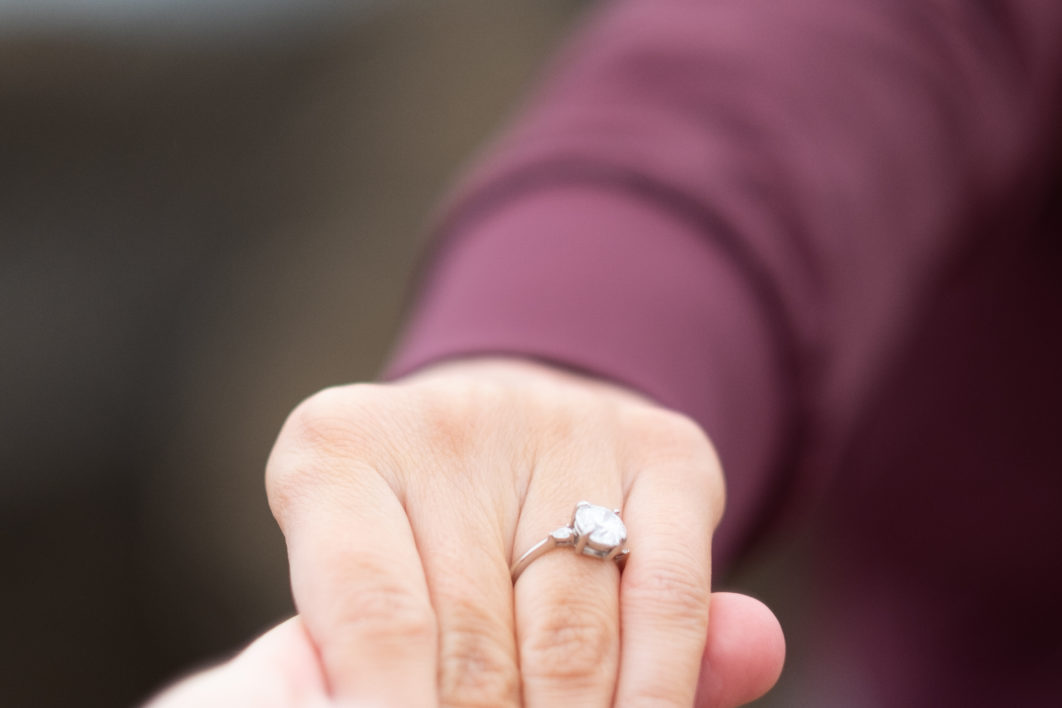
[148, 358, 785, 707]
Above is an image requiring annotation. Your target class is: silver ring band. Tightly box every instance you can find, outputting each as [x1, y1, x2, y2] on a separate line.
[511, 501, 630, 582]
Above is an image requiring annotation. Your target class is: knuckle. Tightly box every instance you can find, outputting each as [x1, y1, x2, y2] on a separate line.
[623, 563, 710, 626]
[438, 619, 519, 708]
[396, 380, 536, 487]
[520, 600, 617, 686]
[326, 577, 437, 653]
[624, 406, 726, 517]
[627, 407, 717, 464]
[412, 392, 482, 462]
[407, 378, 509, 456]
[265, 384, 390, 520]
[284, 384, 385, 457]
[263, 464, 311, 525]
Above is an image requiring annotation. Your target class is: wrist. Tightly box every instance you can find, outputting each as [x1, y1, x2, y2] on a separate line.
[393, 356, 656, 409]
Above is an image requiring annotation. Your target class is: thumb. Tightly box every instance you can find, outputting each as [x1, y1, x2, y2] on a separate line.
[696, 592, 786, 707]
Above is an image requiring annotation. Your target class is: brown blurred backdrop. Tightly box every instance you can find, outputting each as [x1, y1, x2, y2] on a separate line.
[0, 2, 586, 704]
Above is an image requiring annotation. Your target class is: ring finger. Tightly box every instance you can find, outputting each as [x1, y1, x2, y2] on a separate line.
[512, 453, 625, 708]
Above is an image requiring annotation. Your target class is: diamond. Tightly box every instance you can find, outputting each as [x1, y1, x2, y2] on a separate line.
[551, 527, 574, 542]
[573, 503, 626, 550]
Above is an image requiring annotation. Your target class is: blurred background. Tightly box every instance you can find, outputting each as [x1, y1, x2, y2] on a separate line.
[1, 1, 589, 704]
[2, 1, 816, 705]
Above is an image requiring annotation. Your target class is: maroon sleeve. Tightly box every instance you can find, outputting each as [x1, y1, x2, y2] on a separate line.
[384, 0, 1062, 571]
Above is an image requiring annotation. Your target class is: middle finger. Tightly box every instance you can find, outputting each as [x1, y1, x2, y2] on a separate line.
[405, 477, 522, 707]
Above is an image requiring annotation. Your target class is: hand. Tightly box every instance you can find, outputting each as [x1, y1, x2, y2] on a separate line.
[145, 594, 779, 707]
[145, 617, 330, 708]
[263, 358, 784, 706]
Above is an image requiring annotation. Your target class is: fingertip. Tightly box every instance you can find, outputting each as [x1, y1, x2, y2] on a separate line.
[231, 616, 324, 685]
[696, 592, 786, 708]
[145, 617, 328, 708]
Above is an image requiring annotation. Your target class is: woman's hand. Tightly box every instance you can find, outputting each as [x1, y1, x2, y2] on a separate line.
[263, 358, 784, 707]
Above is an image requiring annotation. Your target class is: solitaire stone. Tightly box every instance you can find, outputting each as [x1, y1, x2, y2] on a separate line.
[573, 504, 627, 549]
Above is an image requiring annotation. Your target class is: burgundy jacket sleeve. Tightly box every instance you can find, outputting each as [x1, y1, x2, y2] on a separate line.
[384, 0, 1062, 570]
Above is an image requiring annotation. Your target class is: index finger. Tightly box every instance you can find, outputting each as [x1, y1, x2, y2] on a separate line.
[286, 483, 438, 704]
[268, 430, 438, 705]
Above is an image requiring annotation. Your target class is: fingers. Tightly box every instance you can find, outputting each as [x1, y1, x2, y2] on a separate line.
[404, 487, 522, 707]
[278, 468, 438, 705]
[514, 466, 623, 707]
[267, 388, 440, 705]
[695, 593, 786, 708]
[614, 415, 722, 707]
[145, 618, 329, 708]
[259, 378, 779, 708]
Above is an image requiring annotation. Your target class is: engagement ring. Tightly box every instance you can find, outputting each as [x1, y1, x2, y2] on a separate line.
[510, 501, 630, 582]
